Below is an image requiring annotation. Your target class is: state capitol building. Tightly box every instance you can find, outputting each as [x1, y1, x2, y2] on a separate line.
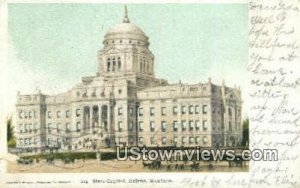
[15, 7, 243, 153]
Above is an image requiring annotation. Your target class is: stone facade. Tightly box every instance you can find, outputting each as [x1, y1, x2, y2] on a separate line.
[15, 7, 243, 153]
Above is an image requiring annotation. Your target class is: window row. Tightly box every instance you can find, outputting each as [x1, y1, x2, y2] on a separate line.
[19, 123, 38, 133]
[18, 138, 38, 146]
[138, 120, 208, 132]
[139, 58, 150, 73]
[18, 110, 37, 119]
[138, 105, 208, 117]
[47, 110, 71, 119]
[105, 39, 145, 46]
[138, 136, 208, 145]
[76, 90, 122, 98]
[47, 138, 62, 146]
[106, 56, 121, 72]
[47, 122, 78, 133]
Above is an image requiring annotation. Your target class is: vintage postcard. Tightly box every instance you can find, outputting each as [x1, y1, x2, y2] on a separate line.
[0, 0, 299, 187]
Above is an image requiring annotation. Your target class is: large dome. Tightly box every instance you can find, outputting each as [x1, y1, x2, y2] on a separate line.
[103, 6, 149, 46]
[105, 23, 146, 37]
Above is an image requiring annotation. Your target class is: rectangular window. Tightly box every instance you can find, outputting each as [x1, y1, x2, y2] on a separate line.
[28, 124, 32, 132]
[150, 137, 155, 145]
[189, 121, 194, 131]
[118, 107, 123, 116]
[139, 108, 143, 116]
[57, 111, 61, 118]
[195, 120, 200, 131]
[48, 111, 52, 118]
[195, 105, 200, 114]
[19, 111, 23, 119]
[129, 136, 134, 144]
[128, 122, 133, 131]
[57, 138, 61, 145]
[25, 138, 29, 145]
[173, 106, 178, 115]
[66, 110, 70, 118]
[203, 136, 208, 143]
[203, 105, 208, 114]
[129, 107, 134, 116]
[47, 123, 51, 133]
[76, 122, 81, 132]
[76, 109, 80, 117]
[181, 106, 186, 115]
[174, 137, 178, 145]
[139, 121, 144, 132]
[195, 136, 200, 144]
[139, 137, 143, 144]
[189, 137, 194, 144]
[119, 137, 123, 144]
[19, 124, 23, 133]
[182, 120, 187, 131]
[161, 107, 166, 116]
[150, 121, 155, 132]
[161, 121, 167, 132]
[34, 123, 37, 132]
[57, 123, 61, 133]
[66, 123, 70, 132]
[162, 137, 167, 145]
[182, 137, 186, 145]
[118, 121, 123, 132]
[203, 120, 208, 131]
[150, 107, 155, 116]
[173, 121, 178, 131]
[189, 105, 194, 114]
[104, 121, 108, 131]
[24, 124, 28, 133]
[228, 108, 232, 116]
[229, 121, 232, 131]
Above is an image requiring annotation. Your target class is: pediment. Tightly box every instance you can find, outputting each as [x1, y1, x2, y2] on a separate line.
[103, 46, 123, 54]
[225, 90, 239, 100]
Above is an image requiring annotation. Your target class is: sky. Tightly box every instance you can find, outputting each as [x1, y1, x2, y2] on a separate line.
[5, 3, 248, 113]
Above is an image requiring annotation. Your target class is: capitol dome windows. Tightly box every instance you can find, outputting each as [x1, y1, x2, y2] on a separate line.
[117, 57, 121, 70]
[107, 58, 111, 72]
[112, 57, 116, 72]
[106, 56, 121, 72]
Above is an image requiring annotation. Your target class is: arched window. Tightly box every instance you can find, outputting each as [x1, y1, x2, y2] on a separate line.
[146, 62, 149, 73]
[112, 57, 116, 72]
[107, 58, 110, 72]
[140, 61, 142, 71]
[117, 57, 121, 70]
[228, 108, 232, 116]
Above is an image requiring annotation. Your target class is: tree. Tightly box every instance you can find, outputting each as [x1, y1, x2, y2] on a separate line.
[242, 118, 249, 147]
[7, 116, 16, 148]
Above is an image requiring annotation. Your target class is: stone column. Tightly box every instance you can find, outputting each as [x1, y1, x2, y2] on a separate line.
[98, 104, 102, 133]
[107, 104, 111, 141]
[89, 106, 93, 134]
